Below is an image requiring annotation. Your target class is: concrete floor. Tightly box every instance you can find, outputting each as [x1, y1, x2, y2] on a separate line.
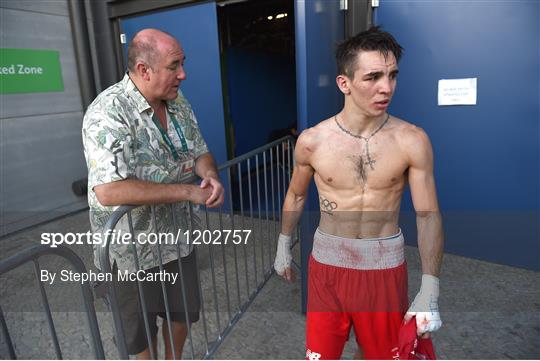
[0, 210, 538, 359]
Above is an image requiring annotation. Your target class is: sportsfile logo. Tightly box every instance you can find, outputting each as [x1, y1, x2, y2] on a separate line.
[306, 348, 321, 360]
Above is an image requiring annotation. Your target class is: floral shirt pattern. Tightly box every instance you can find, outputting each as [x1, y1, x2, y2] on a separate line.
[82, 74, 208, 272]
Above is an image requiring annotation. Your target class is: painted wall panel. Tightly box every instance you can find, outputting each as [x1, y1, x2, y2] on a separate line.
[0, 7, 82, 118]
[377, 1, 540, 269]
[0, 0, 69, 16]
[1, 111, 88, 233]
[0, 1, 88, 236]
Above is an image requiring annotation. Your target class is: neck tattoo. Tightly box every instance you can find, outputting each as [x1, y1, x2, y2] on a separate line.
[334, 113, 389, 170]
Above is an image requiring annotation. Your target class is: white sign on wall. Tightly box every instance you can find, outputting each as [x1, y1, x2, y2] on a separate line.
[438, 78, 477, 106]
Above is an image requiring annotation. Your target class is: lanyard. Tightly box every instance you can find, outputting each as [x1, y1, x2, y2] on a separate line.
[151, 107, 188, 161]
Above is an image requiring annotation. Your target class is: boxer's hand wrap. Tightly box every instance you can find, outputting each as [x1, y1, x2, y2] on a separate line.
[406, 274, 442, 333]
[274, 233, 292, 276]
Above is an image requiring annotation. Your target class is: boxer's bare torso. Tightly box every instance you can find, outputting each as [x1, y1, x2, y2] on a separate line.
[295, 114, 429, 239]
[275, 31, 444, 340]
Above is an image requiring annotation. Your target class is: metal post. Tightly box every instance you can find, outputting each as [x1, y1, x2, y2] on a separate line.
[227, 167, 242, 312]
[218, 209, 232, 322]
[171, 205, 195, 360]
[255, 154, 265, 274]
[263, 150, 272, 276]
[32, 260, 63, 359]
[204, 209, 222, 337]
[237, 163, 250, 299]
[247, 158, 258, 288]
[270, 148, 278, 256]
[151, 206, 177, 360]
[187, 204, 210, 353]
[0, 303, 16, 359]
[127, 211, 157, 360]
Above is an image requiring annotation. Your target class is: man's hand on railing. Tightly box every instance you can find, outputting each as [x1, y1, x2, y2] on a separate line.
[200, 177, 224, 208]
[274, 233, 296, 283]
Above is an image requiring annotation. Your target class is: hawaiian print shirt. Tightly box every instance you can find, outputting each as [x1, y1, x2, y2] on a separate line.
[82, 74, 208, 272]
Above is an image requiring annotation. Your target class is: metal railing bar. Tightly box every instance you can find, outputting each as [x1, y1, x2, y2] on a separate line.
[281, 142, 287, 215]
[237, 162, 250, 300]
[287, 139, 293, 182]
[0, 303, 16, 360]
[99, 204, 132, 360]
[32, 260, 62, 359]
[226, 167, 242, 313]
[270, 148, 278, 261]
[204, 263, 274, 359]
[187, 204, 210, 353]
[0, 245, 105, 359]
[128, 210, 157, 360]
[217, 136, 293, 171]
[204, 209, 222, 337]
[217, 209, 232, 322]
[246, 157, 258, 288]
[170, 205, 195, 360]
[255, 154, 265, 274]
[263, 150, 272, 277]
[151, 206, 177, 360]
[276, 145, 283, 240]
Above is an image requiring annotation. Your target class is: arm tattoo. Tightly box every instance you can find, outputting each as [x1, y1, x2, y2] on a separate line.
[319, 196, 338, 215]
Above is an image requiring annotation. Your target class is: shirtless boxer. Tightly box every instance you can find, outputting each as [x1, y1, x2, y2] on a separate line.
[274, 26, 444, 360]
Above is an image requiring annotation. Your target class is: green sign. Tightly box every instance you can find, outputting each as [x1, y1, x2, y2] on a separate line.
[0, 48, 64, 94]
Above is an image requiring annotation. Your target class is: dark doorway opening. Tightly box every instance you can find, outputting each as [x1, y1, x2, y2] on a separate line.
[218, 0, 297, 158]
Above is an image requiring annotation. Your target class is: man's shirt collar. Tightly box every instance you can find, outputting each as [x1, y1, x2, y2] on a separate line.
[122, 72, 183, 115]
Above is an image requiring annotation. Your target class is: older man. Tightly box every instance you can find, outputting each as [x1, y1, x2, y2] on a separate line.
[83, 29, 223, 359]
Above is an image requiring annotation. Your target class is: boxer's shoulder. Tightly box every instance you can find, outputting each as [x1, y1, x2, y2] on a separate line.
[296, 118, 337, 151]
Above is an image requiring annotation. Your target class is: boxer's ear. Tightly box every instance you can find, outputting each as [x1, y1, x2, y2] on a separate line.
[336, 74, 351, 95]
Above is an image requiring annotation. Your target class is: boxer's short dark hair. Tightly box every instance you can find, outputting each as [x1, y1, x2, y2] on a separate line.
[336, 26, 403, 78]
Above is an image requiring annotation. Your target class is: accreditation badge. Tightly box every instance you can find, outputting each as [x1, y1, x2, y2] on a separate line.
[178, 159, 195, 180]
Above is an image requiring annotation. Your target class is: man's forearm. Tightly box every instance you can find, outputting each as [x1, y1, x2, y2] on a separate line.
[280, 191, 307, 236]
[94, 179, 194, 206]
[195, 153, 219, 179]
[416, 211, 444, 276]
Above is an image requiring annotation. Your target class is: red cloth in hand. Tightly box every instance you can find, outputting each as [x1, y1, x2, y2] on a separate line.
[394, 317, 437, 360]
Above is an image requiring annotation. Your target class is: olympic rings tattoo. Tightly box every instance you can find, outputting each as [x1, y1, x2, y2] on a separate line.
[319, 196, 338, 215]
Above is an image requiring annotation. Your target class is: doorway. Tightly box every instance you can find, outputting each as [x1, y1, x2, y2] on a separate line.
[217, 0, 297, 158]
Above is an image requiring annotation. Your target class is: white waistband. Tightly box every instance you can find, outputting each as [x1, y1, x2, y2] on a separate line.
[312, 228, 405, 270]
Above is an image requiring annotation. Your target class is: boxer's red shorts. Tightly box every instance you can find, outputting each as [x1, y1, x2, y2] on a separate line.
[306, 255, 409, 360]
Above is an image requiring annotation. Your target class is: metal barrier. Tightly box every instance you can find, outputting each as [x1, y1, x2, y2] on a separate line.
[97, 136, 297, 359]
[0, 245, 105, 359]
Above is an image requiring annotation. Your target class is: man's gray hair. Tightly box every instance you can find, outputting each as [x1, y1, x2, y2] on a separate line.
[127, 35, 159, 72]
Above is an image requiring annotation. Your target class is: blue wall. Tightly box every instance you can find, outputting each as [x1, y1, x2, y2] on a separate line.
[225, 48, 297, 156]
[377, 1, 540, 270]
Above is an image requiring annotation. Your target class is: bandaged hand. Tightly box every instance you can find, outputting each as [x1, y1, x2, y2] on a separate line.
[274, 233, 295, 282]
[405, 274, 442, 336]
